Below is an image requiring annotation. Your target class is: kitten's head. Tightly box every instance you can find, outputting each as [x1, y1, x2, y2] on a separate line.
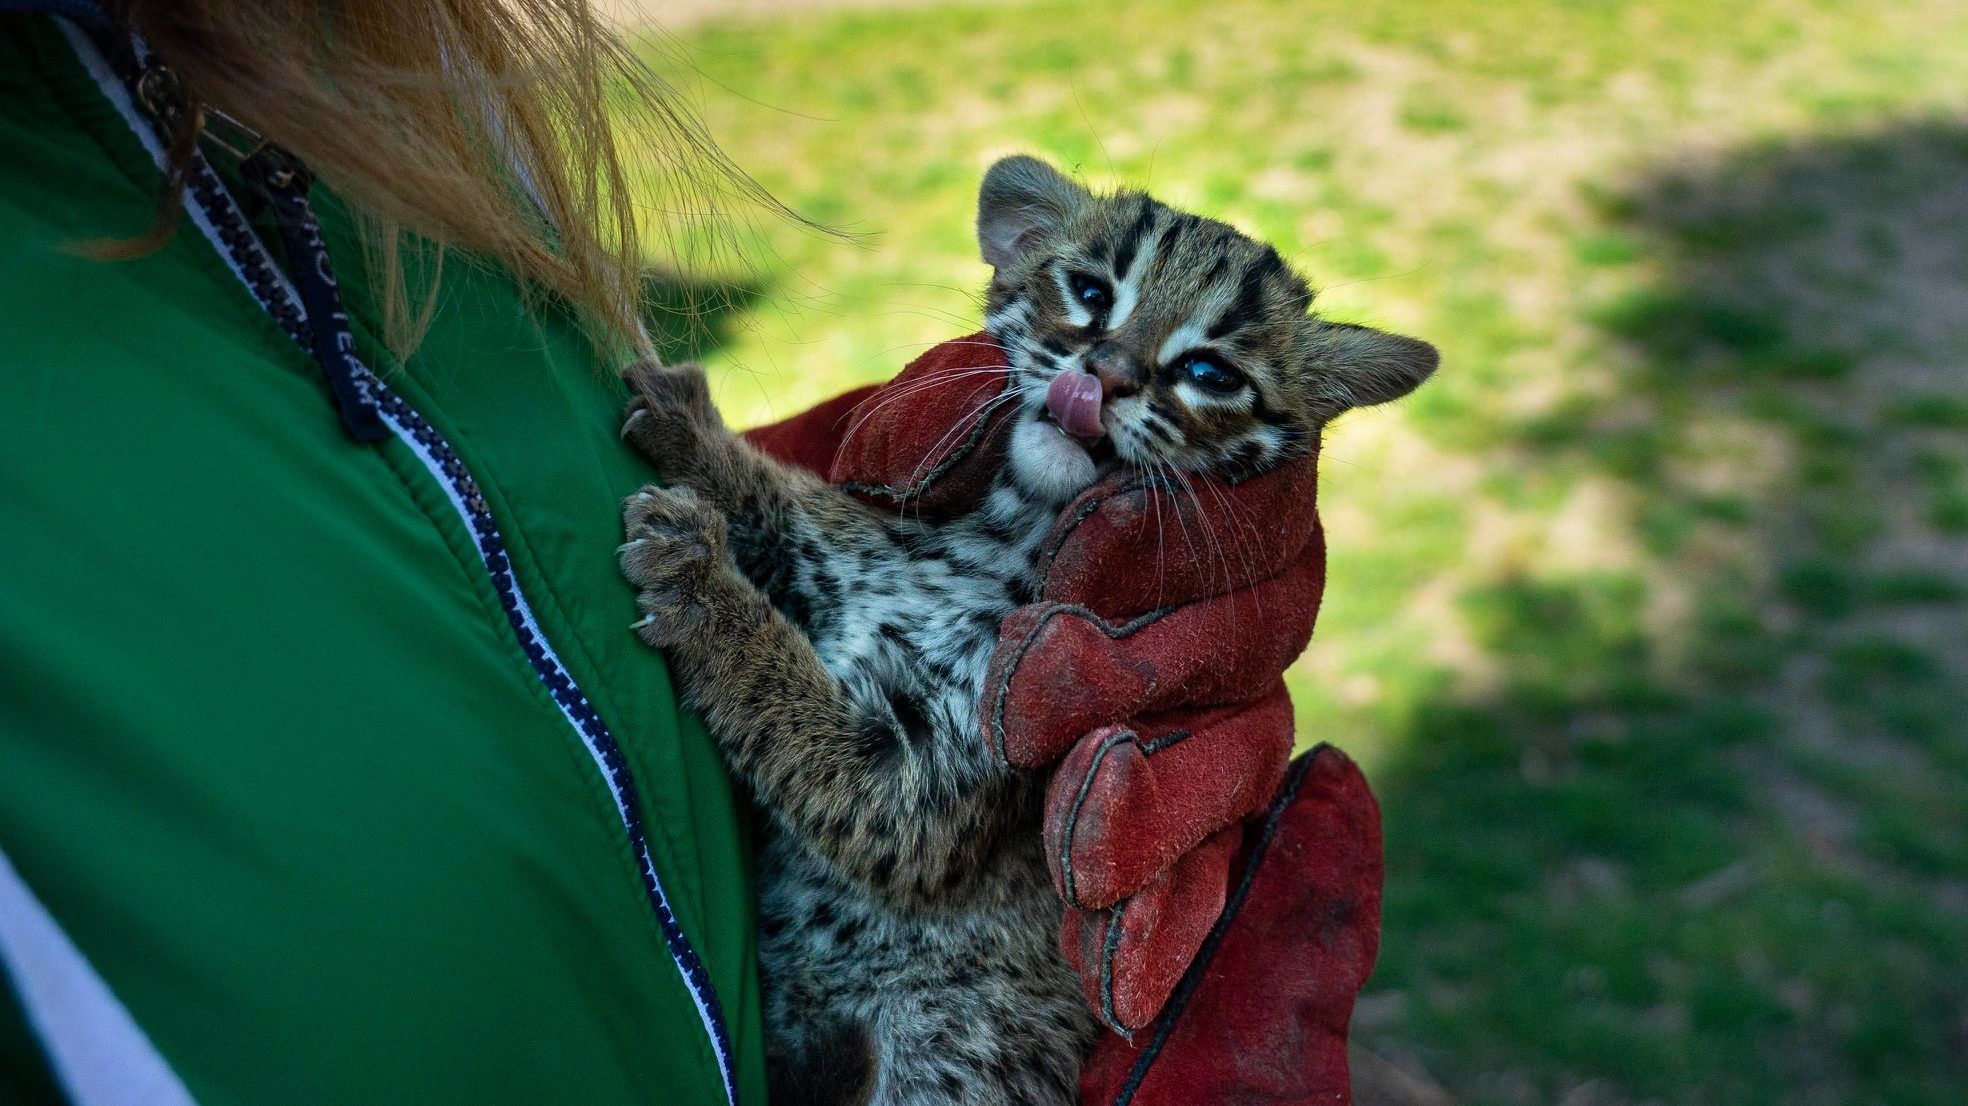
[976, 155, 1437, 503]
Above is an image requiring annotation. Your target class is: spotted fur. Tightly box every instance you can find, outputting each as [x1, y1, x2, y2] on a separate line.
[617, 157, 1435, 1106]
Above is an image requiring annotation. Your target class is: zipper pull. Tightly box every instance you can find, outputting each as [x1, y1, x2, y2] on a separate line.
[245, 150, 390, 444]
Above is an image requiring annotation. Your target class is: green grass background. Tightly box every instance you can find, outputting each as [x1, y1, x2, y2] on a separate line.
[630, 1, 1968, 1101]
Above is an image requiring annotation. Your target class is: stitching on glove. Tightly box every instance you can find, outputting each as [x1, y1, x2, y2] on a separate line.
[837, 375, 1013, 501]
[982, 602, 1172, 766]
[1098, 906, 1132, 1039]
[1056, 723, 1192, 910]
[1135, 728, 1193, 755]
[1034, 474, 1153, 583]
[1057, 727, 1139, 909]
[1109, 748, 1321, 1106]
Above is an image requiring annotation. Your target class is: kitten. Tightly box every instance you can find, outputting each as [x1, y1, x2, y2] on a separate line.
[618, 155, 1436, 1106]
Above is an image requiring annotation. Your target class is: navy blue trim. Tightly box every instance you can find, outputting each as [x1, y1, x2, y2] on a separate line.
[368, 384, 740, 1093]
[254, 159, 389, 441]
[57, 5, 385, 442]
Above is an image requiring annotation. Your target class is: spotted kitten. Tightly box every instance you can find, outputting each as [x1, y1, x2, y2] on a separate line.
[618, 156, 1436, 1106]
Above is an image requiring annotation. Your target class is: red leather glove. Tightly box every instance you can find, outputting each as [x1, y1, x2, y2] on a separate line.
[1075, 744, 1381, 1104]
[991, 469, 1329, 1031]
[742, 334, 1015, 520]
[742, 335, 1383, 1101]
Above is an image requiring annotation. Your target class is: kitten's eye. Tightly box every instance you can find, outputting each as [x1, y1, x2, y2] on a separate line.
[1067, 272, 1113, 313]
[1180, 353, 1247, 396]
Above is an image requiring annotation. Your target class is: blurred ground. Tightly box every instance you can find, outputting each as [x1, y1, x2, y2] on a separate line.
[622, 1, 1968, 1102]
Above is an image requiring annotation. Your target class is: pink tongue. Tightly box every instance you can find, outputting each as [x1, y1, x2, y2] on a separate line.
[1047, 371, 1105, 440]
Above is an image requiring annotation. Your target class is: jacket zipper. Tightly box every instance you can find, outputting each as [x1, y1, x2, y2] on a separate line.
[56, 17, 740, 1103]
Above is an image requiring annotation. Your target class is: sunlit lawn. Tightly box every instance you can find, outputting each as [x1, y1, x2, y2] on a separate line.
[633, 1, 1968, 1101]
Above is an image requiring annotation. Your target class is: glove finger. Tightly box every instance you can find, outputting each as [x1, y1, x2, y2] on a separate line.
[826, 332, 1019, 518]
[1062, 827, 1239, 1035]
[1078, 744, 1384, 1104]
[1040, 452, 1323, 617]
[984, 551, 1320, 768]
[1043, 686, 1294, 910]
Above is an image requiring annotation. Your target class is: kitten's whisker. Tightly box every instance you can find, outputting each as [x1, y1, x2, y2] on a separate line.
[1172, 467, 1238, 643]
[1215, 474, 1271, 596]
[837, 366, 1016, 451]
[1156, 462, 1193, 612]
[1175, 470, 1222, 591]
[1147, 459, 1173, 609]
[842, 374, 1009, 432]
[895, 389, 1023, 519]
[872, 305, 991, 330]
[1192, 474, 1249, 604]
[841, 368, 1013, 428]
[897, 389, 1024, 526]
[1195, 473, 1267, 636]
[857, 339, 1010, 366]
[907, 393, 1013, 487]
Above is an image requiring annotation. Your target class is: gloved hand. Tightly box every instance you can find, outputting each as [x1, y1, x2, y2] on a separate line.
[740, 334, 1381, 1094]
[1076, 744, 1382, 1104]
[980, 418, 1325, 1035]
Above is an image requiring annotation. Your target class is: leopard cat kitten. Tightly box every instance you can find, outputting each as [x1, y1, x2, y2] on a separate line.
[618, 155, 1436, 1106]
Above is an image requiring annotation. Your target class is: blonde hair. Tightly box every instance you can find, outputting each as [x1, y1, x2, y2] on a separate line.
[122, 0, 772, 359]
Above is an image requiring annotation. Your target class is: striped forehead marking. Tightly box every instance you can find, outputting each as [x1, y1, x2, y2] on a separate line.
[1103, 201, 1160, 330]
[1208, 248, 1289, 342]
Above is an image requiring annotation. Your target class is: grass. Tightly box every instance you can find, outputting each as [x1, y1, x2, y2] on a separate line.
[631, 1, 1968, 1101]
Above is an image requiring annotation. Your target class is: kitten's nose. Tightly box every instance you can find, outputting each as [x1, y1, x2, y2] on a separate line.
[1085, 342, 1144, 399]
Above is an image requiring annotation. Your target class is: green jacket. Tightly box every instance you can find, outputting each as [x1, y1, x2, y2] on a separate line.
[0, 14, 767, 1104]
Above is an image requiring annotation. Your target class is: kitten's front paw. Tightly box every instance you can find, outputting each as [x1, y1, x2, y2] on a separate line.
[619, 485, 730, 648]
[622, 362, 724, 475]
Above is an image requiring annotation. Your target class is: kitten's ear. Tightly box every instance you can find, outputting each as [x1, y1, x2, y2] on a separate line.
[1308, 320, 1439, 409]
[977, 156, 1090, 268]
